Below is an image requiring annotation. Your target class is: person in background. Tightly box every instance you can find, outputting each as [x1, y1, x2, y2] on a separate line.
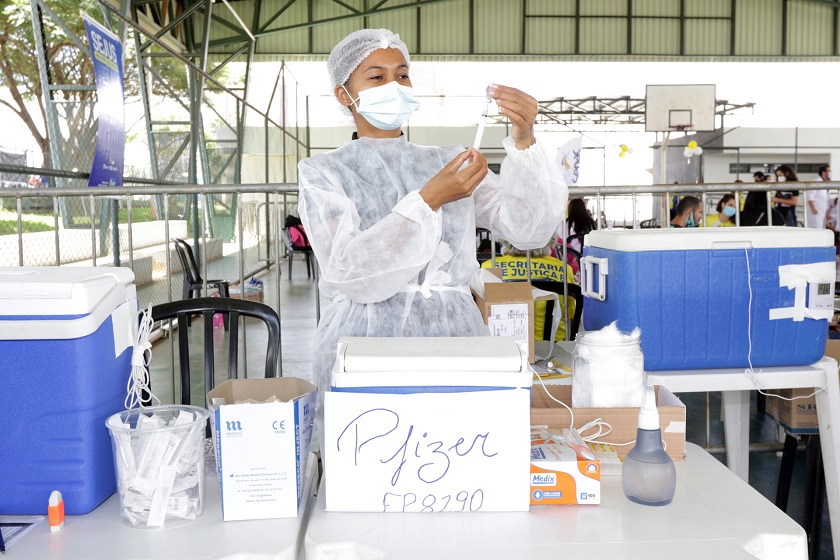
[772, 164, 800, 227]
[481, 240, 576, 342]
[706, 193, 737, 227]
[753, 171, 767, 183]
[807, 165, 831, 230]
[564, 198, 596, 252]
[670, 196, 701, 228]
[740, 191, 785, 226]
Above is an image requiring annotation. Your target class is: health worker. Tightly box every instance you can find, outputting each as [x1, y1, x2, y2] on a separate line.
[297, 28, 567, 451]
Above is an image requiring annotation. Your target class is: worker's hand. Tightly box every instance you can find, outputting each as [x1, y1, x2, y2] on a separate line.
[420, 148, 488, 211]
[489, 84, 537, 150]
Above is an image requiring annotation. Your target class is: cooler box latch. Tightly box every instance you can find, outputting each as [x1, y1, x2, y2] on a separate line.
[581, 256, 609, 301]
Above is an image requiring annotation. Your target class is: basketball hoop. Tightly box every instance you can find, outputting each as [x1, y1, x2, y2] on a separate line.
[674, 124, 693, 132]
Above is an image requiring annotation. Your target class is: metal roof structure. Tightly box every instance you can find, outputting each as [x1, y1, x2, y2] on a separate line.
[120, 0, 840, 60]
[489, 96, 756, 128]
[25, 0, 818, 207]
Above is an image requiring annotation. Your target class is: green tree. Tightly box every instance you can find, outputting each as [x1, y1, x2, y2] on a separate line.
[0, 0, 100, 167]
[0, 0, 193, 171]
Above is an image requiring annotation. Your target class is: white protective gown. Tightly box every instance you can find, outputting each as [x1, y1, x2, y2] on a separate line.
[298, 135, 567, 430]
[807, 176, 829, 230]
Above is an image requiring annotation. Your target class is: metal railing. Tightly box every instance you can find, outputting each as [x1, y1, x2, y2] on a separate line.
[2, 179, 839, 402]
[0, 184, 299, 311]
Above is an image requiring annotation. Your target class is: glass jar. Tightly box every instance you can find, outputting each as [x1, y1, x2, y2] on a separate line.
[571, 328, 644, 408]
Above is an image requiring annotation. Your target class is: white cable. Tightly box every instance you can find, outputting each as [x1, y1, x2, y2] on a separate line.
[534, 369, 574, 432]
[741, 247, 829, 401]
[125, 306, 160, 410]
[534, 374, 640, 447]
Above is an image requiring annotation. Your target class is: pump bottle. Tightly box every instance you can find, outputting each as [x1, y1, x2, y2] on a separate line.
[622, 385, 676, 505]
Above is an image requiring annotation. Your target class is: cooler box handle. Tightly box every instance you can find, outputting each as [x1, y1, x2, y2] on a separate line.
[581, 256, 609, 301]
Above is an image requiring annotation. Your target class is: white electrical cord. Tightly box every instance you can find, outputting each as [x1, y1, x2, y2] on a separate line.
[533, 371, 643, 448]
[125, 306, 160, 410]
[741, 248, 829, 401]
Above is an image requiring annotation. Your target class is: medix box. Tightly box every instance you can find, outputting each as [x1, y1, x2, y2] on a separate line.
[530, 430, 600, 505]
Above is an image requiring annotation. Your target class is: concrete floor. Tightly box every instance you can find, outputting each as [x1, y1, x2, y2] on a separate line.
[147, 259, 833, 559]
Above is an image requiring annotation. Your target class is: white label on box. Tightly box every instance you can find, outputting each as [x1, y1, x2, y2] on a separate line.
[216, 402, 299, 520]
[325, 389, 531, 513]
[488, 303, 529, 341]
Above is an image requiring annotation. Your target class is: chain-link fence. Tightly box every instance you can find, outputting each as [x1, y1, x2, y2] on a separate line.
[0, 184, 299, 310]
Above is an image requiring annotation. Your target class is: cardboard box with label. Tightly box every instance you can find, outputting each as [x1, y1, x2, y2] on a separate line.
[530, 430, 600, 505]
[207, 378, 316, 521]
[325, 336, 532, 513]
[764, 340, 839, 433]
[230, 285, 264, 303]
[471, 268, 554, 364]
[530, 384, 686, 462]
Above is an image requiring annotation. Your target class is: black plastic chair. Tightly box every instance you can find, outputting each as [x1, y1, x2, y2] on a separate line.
[151, 297, 281, 407]
[530, 281, 584, 341]
[640, 218, 661, 229]
[172, 238, 230, 330]
[281, 229, 313, 279]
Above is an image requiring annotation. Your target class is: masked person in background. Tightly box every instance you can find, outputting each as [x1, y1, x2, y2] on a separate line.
[669, 196, 702, 228]
[298, 29, 567, 453]
[807, 165, 831, 230]
[772, 164, 800, 227]
[706, 193, 737, 227]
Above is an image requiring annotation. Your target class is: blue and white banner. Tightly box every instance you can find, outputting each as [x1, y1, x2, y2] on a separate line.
[557, 136, 582, 186]
[83, 14, 125, 187]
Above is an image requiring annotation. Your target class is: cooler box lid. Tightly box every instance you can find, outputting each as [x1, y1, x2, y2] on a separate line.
[331, 336, 531, 389]
[585, 226, 834, 253]
[0, 267, 136, 340]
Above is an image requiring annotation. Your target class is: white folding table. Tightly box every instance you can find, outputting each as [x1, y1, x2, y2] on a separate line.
[304, 443, 806, 560]
[646, 357, 840, 560]
[8, 451, 320, 560]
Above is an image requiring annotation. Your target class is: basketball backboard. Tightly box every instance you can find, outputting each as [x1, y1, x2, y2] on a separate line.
[645, 84, 716, 132]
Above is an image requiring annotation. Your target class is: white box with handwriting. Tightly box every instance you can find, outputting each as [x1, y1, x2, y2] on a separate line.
[207, 378, 317, 521]
[325, 336, 531, 513]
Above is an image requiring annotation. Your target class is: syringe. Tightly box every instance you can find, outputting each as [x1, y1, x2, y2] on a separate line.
[472, 84, 493, 150]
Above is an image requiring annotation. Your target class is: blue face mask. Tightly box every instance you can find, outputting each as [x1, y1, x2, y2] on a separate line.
[685, 213, 695, 228]
[345, 81, 420, 130]
[722, 205, 737, 217]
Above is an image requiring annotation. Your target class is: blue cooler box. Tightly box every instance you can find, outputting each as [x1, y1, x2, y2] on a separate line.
[581, 227, 835, 371]
[0, 267, 137, 514]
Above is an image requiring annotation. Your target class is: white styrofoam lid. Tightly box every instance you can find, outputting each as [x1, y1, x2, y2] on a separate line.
[585, 226, 834, 252]
[340, 336, 526, 373]
[0, 267, 135, 316]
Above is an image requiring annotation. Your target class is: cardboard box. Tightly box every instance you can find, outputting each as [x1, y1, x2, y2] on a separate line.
[530, 384, 686, 462]
[229, 285, 264, 303]
[325, 336, 532, 513]
[763, 340, 839, 434]
[765, 388, 818, 434]
[530, 431, 600, 505]
[472, 268, 554, 364]
[207, 378, 317, 521]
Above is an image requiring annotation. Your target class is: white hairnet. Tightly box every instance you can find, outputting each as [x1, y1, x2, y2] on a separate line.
[327, 28, 411, 89]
